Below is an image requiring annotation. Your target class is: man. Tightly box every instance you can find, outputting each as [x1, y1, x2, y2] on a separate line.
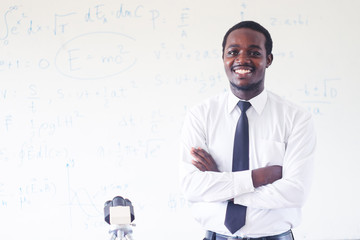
[179, 21, 316, 240]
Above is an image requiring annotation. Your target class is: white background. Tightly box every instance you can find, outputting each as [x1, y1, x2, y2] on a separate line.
[1, 0, 360, 239]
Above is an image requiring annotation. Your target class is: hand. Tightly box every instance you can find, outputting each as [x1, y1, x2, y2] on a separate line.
[252, 165, 282, 188]
[190, 147, 219, 172]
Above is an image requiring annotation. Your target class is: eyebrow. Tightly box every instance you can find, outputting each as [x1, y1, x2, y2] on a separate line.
[227, 44, 263, 50]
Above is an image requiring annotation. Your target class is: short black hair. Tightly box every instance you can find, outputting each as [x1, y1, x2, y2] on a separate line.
[222, 21, 273, 57]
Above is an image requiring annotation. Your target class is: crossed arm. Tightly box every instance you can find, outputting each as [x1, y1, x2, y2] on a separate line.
[190, 147, 282, 188]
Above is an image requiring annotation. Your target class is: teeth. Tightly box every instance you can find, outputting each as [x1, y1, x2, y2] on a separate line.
[235, 69, 251, 74]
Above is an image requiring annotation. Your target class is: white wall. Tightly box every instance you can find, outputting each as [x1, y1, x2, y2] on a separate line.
[1, 0, 360, 239]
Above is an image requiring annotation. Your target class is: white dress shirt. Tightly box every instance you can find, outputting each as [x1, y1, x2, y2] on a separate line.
[179, 90, 316, 238]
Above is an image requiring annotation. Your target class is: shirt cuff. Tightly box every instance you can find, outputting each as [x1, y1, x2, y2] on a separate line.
[233, 170, 254, 201]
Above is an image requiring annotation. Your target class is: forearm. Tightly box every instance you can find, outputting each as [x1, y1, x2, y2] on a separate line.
[183, 151, 282, 202]
[234, 110, 316, 209]
[235, 136, 315, 208]
[180, 167, 254, 202]
[235, 165, 313, 209]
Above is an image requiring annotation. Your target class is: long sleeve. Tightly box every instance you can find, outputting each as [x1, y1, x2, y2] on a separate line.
[234, 109, 316, 209]
[179, 99, 254, 203]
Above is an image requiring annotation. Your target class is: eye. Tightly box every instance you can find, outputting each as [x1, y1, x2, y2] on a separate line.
[226, 49, 239, 57]
[249, 51, 261, 57]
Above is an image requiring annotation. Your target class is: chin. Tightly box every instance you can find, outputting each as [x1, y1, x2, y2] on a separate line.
[230, 79, 263, 92]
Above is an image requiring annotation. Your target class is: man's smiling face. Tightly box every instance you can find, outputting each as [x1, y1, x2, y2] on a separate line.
[223, 28, 273, 100]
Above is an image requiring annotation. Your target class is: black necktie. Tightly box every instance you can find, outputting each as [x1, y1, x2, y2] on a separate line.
[224, 101, 251, 234]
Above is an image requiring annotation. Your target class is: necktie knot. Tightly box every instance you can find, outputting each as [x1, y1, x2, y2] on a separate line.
[237, 101, 251, 113]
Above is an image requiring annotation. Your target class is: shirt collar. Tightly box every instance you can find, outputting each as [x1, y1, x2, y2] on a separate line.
[227, 90, 268, 115]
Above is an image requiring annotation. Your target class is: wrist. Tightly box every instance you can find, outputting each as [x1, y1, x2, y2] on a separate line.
[251, 168, 264, 188]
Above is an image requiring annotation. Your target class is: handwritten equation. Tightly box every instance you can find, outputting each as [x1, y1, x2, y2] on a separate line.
[0, 4, 161, 44]
[0, 4, 196, 81]
[298, 78, 340, 115]
[55, 32, 137, 79]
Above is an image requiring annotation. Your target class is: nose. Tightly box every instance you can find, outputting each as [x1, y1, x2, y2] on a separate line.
[235, 52, 250, 64]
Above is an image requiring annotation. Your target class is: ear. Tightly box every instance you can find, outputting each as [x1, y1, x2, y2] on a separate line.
[266, 53, 273, 68]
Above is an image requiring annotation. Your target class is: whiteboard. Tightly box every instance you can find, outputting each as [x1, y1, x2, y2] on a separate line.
[1, 0, 360, 239]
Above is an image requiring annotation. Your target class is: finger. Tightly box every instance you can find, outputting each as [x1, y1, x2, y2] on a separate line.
[192, 147, 209, 160]
[191, 148, 205, 161]
[191, 147, 217, 171]
[191, 160, 206, 171]
[193, 154, 207, 166]
[195, 148, 215, 165]
[191, 147, 202, 156]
